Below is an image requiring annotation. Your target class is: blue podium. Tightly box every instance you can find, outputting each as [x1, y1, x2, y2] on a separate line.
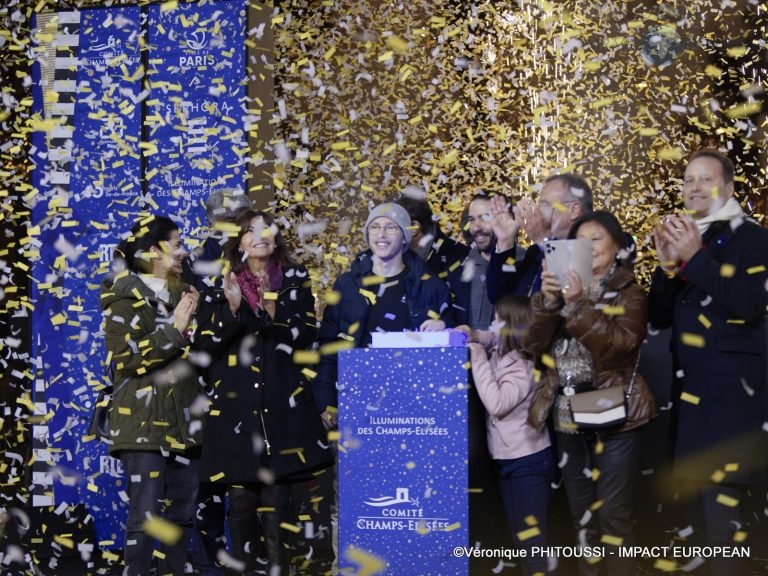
[338, 347, 469, 575]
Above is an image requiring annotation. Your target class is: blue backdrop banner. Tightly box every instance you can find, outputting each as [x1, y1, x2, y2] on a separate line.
[145, 0, 248, 234]
[30, 0, 246, 548]
[338, 347, 469, 575]
[30, 5, 146, 546]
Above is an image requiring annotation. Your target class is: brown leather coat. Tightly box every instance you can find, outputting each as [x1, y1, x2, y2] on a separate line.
[524, 266, 657, 433]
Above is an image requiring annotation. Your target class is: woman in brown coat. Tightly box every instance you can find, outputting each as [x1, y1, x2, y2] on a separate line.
[524, 211, 656, 576]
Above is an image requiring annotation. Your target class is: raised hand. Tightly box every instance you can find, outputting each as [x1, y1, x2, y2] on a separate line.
[489, 194, 521, 252]
[173, 291, 198, 334]
[560, 269, 584, 305]
[453, 324, 476, 342]
[654, 214, 700, 271]
[540, 268, 563, 308]
[517, 197, 548, 245]
[223, 270, 242, 315]
[667, 214, 702, 263]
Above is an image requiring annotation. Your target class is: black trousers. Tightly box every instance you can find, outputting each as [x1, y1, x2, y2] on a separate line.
[556, 429, 641, 576]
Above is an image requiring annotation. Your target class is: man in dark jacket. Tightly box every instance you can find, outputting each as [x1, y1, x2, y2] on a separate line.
[313, 202, 453, 424]
[313, 202, 453, 571]
[650, 149, 768, 575]
[395, 194, 469, 280]
[486, 174, 593, 302]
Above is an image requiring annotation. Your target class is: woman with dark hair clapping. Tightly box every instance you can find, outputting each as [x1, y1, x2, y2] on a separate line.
[101, 214, 203, 576]
[193, 209, 332, 575]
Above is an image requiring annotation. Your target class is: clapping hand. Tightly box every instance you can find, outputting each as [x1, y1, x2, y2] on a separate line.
[489, 195, 521, 252]
[173, 289, 199, 334]
[654, 214, 702, 269]
[517, 197, 548, 246]
[223, 270, 242, 316]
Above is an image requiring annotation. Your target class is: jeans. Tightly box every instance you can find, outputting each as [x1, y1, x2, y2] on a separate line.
[497, 446, 555, 576]
[556, 430, 641, 576]
[120, 450, 200, 576]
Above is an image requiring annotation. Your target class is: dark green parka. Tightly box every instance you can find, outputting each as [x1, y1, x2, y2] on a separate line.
[100, 272, 204, 456]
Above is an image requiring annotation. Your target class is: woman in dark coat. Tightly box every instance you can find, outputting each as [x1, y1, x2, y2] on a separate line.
[193, 209, 332, 575]
[524, 211, 656, 576]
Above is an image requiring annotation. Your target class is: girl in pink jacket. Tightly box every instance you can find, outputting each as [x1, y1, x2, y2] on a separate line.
[460, 294, 555, 576]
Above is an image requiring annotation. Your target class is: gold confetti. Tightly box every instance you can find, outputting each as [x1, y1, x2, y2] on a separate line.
[680, 333, 705, 348]
[653, 559, 678, 572]
[715, 493, 739, 507]
[601, 306, 626, 316]
[601, 534, 623, 547]
[518, 526, 541, 541]
[293, 350, 320, 364]
[725, 101, 762, 119]
[680, 392, 701, 405]
[280, 522, 302, 533]
[657, 146, 684, 161]
[386, 35, 408, 53]
[344, 546, 386, 576]
[143, 516, 183, 545]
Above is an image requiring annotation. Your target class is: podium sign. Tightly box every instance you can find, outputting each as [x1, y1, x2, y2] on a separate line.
[338, 347, 469, 575]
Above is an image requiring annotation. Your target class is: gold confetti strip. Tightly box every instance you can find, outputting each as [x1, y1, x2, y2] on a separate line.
[715, 493, 740, 507]
[142, 516, 183, 545]
[518, 526, 541, 541]
[344, 545, 387, 576]
[680, 391, 701, 405]
[597, 533, 622, 548]
[654, 559, 678, 572]
[680, 333, 705, 348]
[601, 306, 626, 315]
[733, 530, 748, 543]
[280, 522, 302, 534]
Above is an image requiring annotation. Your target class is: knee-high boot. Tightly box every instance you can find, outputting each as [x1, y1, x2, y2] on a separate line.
[227, 485, 262, 575]
[227, 513, 260, 575]
[261, 509, 286, 576]
[261, 483, 290, 576]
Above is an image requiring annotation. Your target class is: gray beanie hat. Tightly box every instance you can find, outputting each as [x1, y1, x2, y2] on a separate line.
[364, 202, 413, 251]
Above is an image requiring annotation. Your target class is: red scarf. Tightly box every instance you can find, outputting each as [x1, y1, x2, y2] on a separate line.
[236, 261, 283, 311]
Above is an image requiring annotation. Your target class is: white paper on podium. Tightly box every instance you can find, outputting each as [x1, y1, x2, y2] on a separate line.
[370, 330, 468, 348]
